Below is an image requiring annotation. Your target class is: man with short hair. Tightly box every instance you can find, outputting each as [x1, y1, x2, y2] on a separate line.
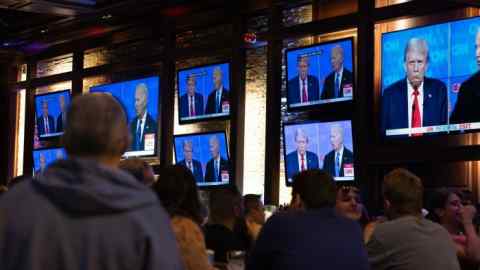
[180, 74, 204, 118]
[0, 93, 183, 270]
[56, 95, 67, 132]
[322, 124, 354, 178]
[37, 100, 55, 136]
[204, 135, 229, 182]
[321, 45, 354, 99]
[206, 67, 230, 114]
[130, 83, 158, 151]
[247, 170, 370, 270]
[380, 38, 448, 135]
[367, 168, 460, 270]
[177, 140, 204, 183]
[285, 128, 320, 181]
[287, 56, 320, 105]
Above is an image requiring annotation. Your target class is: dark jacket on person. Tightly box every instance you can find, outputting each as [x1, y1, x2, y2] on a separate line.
[0, 158, 184, 270]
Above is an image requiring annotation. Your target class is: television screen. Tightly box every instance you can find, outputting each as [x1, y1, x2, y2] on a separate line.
[33, 147, 67, 174]
[34, 90, 71, 139]
[90, 76, 160, 157]
[286, 38, 354, 110]
[283, 120, 354, 184]
[173, 131, 231, 187]
[177, 62, 231, 123]
[381, 16, 480, 137]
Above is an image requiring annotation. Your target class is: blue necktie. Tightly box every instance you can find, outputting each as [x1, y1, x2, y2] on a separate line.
[335, 152, 340, 177]
[214, 160, 219, 181]
[216, 90, 221, 113]
[136, 119, 142, 150]
[334, 73, 340, 98]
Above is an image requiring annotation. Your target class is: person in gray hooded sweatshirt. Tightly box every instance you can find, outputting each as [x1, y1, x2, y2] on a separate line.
[0, 93, 184, 270]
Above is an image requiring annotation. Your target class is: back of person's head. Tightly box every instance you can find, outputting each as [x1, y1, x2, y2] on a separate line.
[244, 194, 262, 215]
[383, 168, 423, 218]
[8, 175, 29, 188]
[63, 93, 130, 160]
[152, 165, 202, 225]
[119, 158, 155, 186]
[292, 169, 336, 210]
[0, 185, 8, 196]
[209, 186, 243, 224]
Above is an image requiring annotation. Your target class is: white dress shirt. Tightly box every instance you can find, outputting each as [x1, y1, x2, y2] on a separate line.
[188, 95, 195, 116]
[407, 80, 424, 128]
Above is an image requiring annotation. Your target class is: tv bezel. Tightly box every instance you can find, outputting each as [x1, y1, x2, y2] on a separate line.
[282, 119, 356, 186]
[285, 37, 356, 112]
[34, 89, 71, 140]
[173, 130, 232, 188]
[176, 61, 232, 125]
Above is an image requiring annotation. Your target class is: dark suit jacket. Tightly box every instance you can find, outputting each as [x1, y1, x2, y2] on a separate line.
[450, 71, 480, 124]
[56, 112, 66, 133]
[129, 113, 158, 151]
[322, 147, 354, 177]
[321, 68, 353, 99]
[178, 159, 204, 183]
[205, 87, 230, 114]
[37, 115, 55, 136]
[380, 77, 448, 135]
[285, 151, 319, 180]
[204, 157, 229, 183]
[287, 75, 320, 105]
[179, 93, 204, 118]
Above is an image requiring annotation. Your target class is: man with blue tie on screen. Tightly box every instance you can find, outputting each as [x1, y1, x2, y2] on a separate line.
[285, 128, 319, 181]
[321, 45, 354, 100]
[323, 125, 354, 178]
[180, 74, 204, 118]
[178, 140, 204, 183]
[205, 135, 229, 182]
[287, 55, 320, 105]
[206, 67, 230, 114]
[129, 83, 158, 151]
[37, 100, 55, 136]
[380, 38, 447, 136]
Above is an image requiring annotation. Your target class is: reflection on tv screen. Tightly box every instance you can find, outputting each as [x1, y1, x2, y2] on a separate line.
[381, 16, 480, 137]
[283, 120, 354, 184]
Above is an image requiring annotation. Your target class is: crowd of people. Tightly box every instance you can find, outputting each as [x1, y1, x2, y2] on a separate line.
[0, 93, 479, 270]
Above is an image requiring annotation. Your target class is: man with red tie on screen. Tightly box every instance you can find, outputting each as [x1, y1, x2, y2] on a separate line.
[380, 38, 447, 136]
[37, 100, 55, 136]
[206, 67, 230, 114]
[286, 128, 319, 181]
[180, 74, 204, 118]
[287, 55, 320, 106]
[205, 135, 230, 183]
[322, 125, 354, 178]
[178, 140, 204, 183]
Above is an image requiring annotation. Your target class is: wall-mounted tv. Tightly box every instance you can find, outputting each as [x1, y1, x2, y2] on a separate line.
[283, 120, 354, 185]
[34, 90, 71, 139]
[380, 16, 480, 137]
[285, 37, 355, 110]
[173, 131, 231, 187]
[90, 76, 160, 158]
[177, 62, 231, 124]
[33, 147, 67, 175]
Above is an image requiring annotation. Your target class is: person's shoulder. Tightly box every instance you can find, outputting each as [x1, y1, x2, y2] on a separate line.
[288, 76, 299, 84]
[383, 79, 405, 94]
[195, 92, 204, 98]
[308, 74, 319, 81]
[344, 147, 353, 155]
[172, 216, 200, 231]
[461, 71, 480, 89]
[425, 77, 447, 88]
[306, 150, 319, 158]
[324, 149, 335, 158]
[286, 151, 296, 159]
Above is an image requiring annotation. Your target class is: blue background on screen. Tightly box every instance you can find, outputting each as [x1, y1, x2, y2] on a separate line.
[284, 120, 353, 169]
[35, 90, 71, 125]
[178, 63, 230, 115]
[381, 16, 480, 116]
[33, 147, 67, 172]
[286, 39, 353, 96]
[174, 133, 229, 175]
[90, 76, 159, 124]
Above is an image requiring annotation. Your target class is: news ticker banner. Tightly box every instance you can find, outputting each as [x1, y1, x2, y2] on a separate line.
[386, 122, 480, 136]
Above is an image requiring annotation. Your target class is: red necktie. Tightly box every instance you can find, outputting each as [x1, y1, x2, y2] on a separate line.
[300, 154, 306, 171]
[301, 79, 308, 103]
[190, 97, 195, 117]
[412, 86, 422, 136]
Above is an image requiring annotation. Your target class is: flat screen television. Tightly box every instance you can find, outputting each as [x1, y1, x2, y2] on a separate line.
[285, 37, 355, 110]
[173, 131, 231, 187]
[283, 120, 354, 185]
[34, 90, 71, 139]
[380, 16, 480, 137]
[177, 62, 231, 124]
[33, 147, 67, 175]
[90, 76, 160, 158]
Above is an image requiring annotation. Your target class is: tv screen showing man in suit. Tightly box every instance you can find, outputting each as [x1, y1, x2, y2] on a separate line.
[177, 62, 230, 123]
[34, 90, 71, 138]
[33, 147, 67, 175]
[381, 16, 480, 137]
[286, 38, 354, 109]
[90, 76, 159, 157]
[173, 131, 230, 187]
[283, 120, 354, 184]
